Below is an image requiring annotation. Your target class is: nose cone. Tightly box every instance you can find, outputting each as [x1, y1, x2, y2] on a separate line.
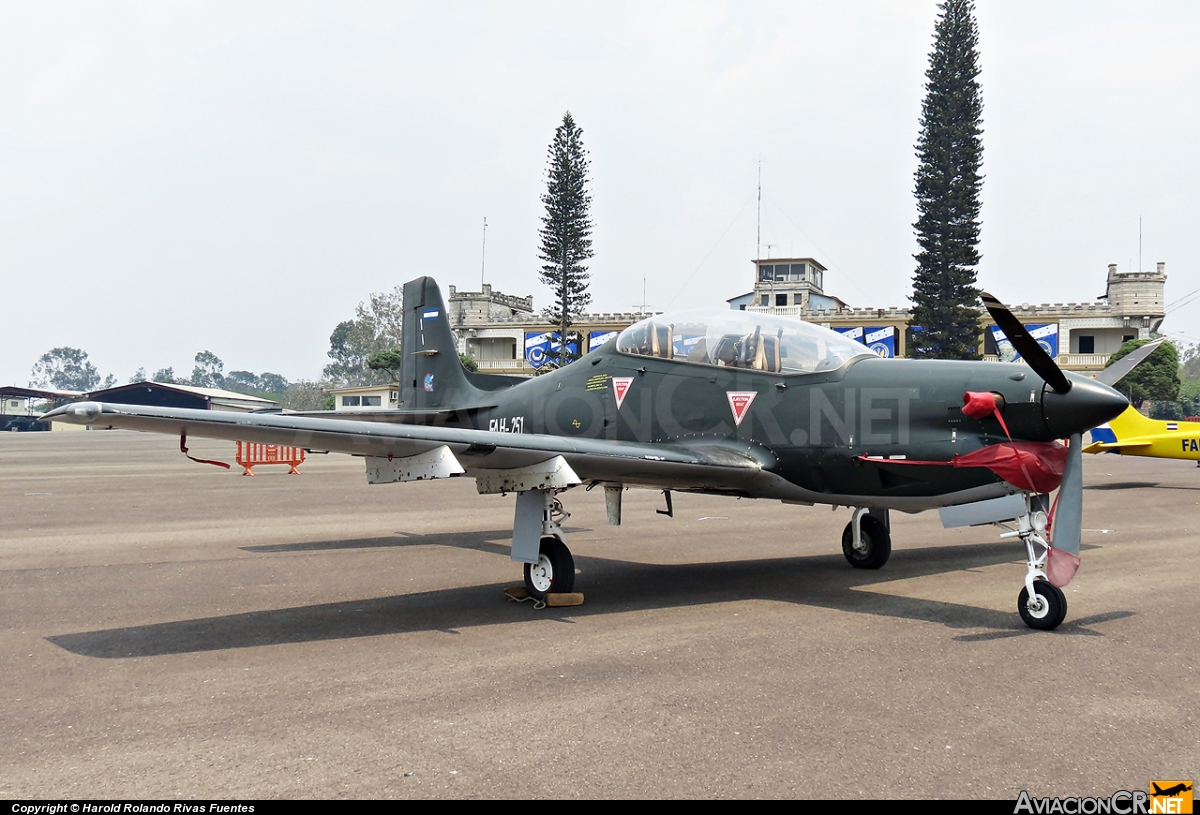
[1042, 376, 1129, 438]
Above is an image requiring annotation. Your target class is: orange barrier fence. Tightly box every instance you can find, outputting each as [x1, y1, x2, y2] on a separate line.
[235, 441, 305, 476]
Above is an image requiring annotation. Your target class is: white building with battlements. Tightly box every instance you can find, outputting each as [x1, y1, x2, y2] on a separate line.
[446, 259, 1167, 375]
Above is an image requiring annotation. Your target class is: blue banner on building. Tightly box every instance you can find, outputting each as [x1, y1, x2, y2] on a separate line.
[588, 330, 619, 351]
[834, 325, 895, 358]
[990, 323, 1058, 361]
[865, 326, 896, 358]
[525, 332, 579, 368]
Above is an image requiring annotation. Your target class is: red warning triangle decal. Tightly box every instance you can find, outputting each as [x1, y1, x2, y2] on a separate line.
[726, 391, 757, 427]
[612, 377, 634, 410]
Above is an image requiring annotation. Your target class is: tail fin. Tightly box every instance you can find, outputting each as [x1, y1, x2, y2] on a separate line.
[400, 277, 489, 411]
[1107, 405, 1162, 439]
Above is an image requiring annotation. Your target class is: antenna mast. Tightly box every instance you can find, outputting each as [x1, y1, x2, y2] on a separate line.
[756, 160, 761, 262]
[480, 217, 488, 287]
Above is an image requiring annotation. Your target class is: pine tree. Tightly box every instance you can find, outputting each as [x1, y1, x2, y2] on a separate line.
[910, 0, 984, 359]
[538, 111, 594, 368]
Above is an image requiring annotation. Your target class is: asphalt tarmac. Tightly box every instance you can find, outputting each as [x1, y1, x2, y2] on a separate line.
[1, 429, 1196, 799]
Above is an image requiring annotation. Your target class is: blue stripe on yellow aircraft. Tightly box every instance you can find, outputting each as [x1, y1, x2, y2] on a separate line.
[1085, 407, 1200, 460]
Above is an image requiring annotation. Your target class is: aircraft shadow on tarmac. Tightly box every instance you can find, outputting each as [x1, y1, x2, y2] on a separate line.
[47, 533, 1133, 659]
[1084, 481, 1161, 491]
[1085, 480, 1200, 492]
[237, 528, 593, 557]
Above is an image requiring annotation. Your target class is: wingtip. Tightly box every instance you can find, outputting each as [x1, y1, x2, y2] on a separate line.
[38, 401, 105, 424]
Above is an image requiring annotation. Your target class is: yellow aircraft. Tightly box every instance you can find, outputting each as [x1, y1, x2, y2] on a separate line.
[1084, 406, 1200, 460]
[1081, 338, 1200, 460]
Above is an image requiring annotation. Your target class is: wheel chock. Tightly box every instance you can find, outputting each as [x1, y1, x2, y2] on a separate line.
[503, 587, 585, 608]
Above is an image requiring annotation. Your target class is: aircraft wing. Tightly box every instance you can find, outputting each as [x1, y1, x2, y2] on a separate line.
[41, 402, 767, 492]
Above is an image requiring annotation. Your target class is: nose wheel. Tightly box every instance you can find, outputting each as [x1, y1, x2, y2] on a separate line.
[841, 512, 891, 570]
[1018, 580, 1067, 630]
[524, 535, 575, 599]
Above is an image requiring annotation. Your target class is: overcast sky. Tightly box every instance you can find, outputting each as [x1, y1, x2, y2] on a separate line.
[2, 1, 1197, 386]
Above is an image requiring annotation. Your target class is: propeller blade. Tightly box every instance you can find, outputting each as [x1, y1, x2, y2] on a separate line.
[1093, 337, 1166, 387]
[981, 292, 1072, 394]
[1047, 433, 1084, 588]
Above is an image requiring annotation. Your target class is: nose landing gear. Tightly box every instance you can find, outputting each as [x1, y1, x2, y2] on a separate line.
[999, 499, 1068, 631]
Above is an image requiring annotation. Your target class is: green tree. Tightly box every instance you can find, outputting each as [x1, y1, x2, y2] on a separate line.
[190, 351, 226, 389]
[367, 349, 403, 382]
[258, 372, 289, 394]
[1107, 338, 1179, 410]
[1179, 342, 1200, 380]
[323, 286, 405, 386]
[538, 111, 594, 368]
[30, 347, 102, 391]
[225, 370, 264, 393]
[222, 370, 289, 397]
[909, 0, 984, 360]
[275, 380, 330, 411]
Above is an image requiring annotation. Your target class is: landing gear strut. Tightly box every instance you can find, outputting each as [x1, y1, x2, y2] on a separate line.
[513, 489, 577, 599]
[841, 507, 891, 570]
[998, 497, 1068, 631]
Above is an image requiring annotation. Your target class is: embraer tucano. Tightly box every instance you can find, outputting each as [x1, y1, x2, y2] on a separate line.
[43, 279, 1129, 630]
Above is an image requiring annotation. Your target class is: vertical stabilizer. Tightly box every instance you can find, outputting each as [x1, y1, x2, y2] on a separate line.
[1107, 406, 1162, 439]
[400, 277, 484, 411]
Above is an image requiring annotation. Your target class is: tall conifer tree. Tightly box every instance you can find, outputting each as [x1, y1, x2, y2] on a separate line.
[910, 0, 984, 359]
[538, 112, 594, 368]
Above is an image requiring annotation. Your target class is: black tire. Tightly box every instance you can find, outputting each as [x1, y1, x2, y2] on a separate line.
[1018, 580, 1067, 630]
[523, 536, 575, 598]
[841, 515, 891, 570]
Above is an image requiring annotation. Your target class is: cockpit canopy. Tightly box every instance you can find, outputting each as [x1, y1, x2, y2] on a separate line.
[615, 310, 874, 375]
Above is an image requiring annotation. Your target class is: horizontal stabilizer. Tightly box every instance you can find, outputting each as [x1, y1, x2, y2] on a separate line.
[1082, 440, 1152, 454]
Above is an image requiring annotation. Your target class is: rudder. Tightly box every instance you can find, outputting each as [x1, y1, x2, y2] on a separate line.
[400, 277, 486, 411]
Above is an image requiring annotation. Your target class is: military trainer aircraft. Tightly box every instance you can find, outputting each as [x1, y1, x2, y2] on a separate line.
[42, 279, 1129, 630]
[1086, 407, 1200, 460]
[1079, 339, 1200, 461]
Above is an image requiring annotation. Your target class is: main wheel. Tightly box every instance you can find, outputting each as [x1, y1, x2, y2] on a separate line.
[524, 536, 575, 598]
[1018, 581, 1067, 630]
[841, 515, 891, 569]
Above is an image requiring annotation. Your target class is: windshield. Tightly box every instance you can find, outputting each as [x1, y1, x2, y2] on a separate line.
[615, 310, 873, 375]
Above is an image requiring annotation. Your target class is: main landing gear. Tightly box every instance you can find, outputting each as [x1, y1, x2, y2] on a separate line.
[524, 535, 576, 598]
[841, 507, 891, 570]
[512, 489, 577, 600]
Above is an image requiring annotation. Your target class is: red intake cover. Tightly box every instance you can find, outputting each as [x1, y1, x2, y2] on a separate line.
[962, 391, 998, 420]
